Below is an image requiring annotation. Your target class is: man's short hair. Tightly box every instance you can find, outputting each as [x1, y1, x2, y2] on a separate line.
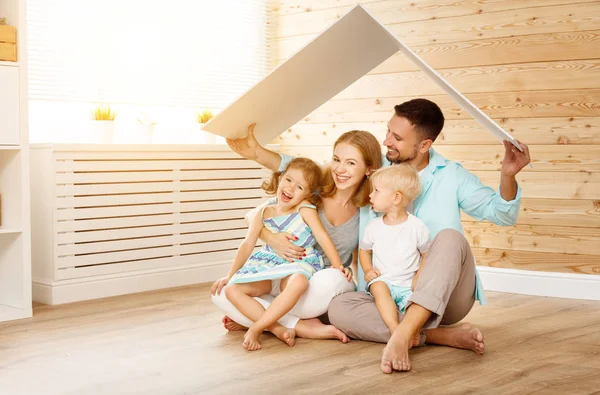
[394, 98, 445, 142]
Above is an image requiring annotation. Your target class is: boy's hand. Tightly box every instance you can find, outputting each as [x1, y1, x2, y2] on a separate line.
[364, 269, 380, 283]
[211, 276, 230, 296]
[336, 266, 353, 282]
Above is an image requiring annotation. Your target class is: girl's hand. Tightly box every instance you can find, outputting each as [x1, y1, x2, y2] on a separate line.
[336, 266, 353, 282]
[211, 276, 230, 296]
[364, 269, 380, 283]
[269, 232, 305, 262]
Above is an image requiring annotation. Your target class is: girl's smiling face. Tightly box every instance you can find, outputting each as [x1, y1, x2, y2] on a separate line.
[277, 167, 311, 208]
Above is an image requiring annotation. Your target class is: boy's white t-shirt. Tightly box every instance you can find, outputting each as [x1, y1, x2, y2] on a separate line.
[359, 214, 431, 288]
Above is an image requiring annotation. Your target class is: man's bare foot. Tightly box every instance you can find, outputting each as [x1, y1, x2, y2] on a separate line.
[222, 316, 247, 332]
[243, 329, 262, 351]
[270, 325, 296, 347]
[447, 323, 485, 354]
[295, 318, 350, 343]
[381, 333, 412, 373]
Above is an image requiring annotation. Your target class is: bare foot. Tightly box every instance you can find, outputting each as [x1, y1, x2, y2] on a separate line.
[243, 329, 262, 351]
[447, 323, 485, 355]
[270, 325, 296, 347]
[295, 318, 350, 343]
[222, 316, 247, 332]
[411, 330, 422, 348]
[381, 334, 411, 373]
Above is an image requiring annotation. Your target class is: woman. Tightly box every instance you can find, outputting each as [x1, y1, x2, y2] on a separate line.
[212, 123, 382, 341]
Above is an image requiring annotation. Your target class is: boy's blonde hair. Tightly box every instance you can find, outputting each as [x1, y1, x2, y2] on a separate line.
[370, 164, 421, 203]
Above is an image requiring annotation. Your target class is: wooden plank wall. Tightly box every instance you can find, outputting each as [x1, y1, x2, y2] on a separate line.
[269, 0, 600, 275]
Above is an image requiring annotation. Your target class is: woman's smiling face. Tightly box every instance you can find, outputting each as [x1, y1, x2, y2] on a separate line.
[330, 142, 369, 191]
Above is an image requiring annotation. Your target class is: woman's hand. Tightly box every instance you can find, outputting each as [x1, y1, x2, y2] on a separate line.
[226, 123, 260, 160]
[211, 276, 230, 295]
[336, 266, 353, 282]
[268, 232, 305, 262]
[364, 269, 380, 283]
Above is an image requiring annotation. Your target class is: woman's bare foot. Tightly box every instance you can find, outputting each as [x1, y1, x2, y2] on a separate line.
[243, 329, 262, 351]
[295, 318, 350, 343]
[222, 316, 247, 332]
[270, 325, 296, 347]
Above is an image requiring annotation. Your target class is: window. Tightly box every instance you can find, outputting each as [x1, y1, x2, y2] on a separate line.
[27, 0, 274, 143]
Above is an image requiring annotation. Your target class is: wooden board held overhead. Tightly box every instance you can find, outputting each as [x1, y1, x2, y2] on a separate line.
[202, 5, 401, 145]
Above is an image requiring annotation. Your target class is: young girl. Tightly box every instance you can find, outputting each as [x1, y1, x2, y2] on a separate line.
[211, 158, 349, 351]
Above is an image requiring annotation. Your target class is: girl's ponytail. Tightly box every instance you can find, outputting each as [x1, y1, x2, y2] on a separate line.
[261, 171, 282, 196]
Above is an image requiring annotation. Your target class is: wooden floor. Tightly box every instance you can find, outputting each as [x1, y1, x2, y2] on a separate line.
[1, 285, 599, 395]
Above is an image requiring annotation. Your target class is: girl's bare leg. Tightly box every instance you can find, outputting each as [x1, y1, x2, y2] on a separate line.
[225, 281, 272, 351]
[245, 274, 308, 349]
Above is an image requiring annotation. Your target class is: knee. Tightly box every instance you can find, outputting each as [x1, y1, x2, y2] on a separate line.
[433, 228, 468, 251]
[328, 292, 358, 324]
[311, 268, 354, 295]
[291, 273, 309, 289]
[224, 284, 238, 300]
[369, 281, 389, 294]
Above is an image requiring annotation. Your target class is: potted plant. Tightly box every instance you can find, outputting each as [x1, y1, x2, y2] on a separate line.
[197, 109, 216, 144]
[89, 105, 117, 143]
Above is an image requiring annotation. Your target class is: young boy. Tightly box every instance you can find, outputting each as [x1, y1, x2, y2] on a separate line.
[359, 165, 431, 335]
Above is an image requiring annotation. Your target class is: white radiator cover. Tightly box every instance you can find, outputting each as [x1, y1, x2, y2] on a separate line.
[30, 144, 271, 304]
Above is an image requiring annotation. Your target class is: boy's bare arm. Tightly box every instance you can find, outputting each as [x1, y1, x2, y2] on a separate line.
[412, 253, 427, 291]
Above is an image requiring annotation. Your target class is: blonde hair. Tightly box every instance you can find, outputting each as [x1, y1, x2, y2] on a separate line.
[370, 164, 421, 203]
[262, 157, 322, 206]
[319, 130, 383, 207]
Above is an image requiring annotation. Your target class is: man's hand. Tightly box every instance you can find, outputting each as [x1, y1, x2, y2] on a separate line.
[364, 269, 380, 283]
[226, 123, 259, 160]
[211, 276, 230, 295]
[502, 140, 531, 177]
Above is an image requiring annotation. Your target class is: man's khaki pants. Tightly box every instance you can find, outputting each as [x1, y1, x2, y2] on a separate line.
[328, 229, 476, 343]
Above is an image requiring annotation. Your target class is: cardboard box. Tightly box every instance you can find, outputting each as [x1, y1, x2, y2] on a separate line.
[0, 25, 17, 62]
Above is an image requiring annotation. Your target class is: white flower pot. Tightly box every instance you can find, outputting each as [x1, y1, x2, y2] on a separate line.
[116, 124, 155, 144]
[88, 121, 115, 144]
[198, 124, 216, 144]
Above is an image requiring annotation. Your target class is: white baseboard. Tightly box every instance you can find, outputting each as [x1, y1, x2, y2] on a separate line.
[478, 266, 600, 301]
[32, 263, 600, 305]
[32, 261, 231, 305]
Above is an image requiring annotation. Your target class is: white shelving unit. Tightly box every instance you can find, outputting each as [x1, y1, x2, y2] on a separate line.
[0, 0, 32, 322]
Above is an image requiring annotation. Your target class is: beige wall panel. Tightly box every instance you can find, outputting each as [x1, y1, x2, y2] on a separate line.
[463, 222, 600, 255]
[473, 247, 600, 274]
[273, 1, 600, 274]
[300, 90, 600, 122]
[276, 3, 600, 58]
[335, 60, 600, 100]
[275, 117, 600, 146]
[274, 0, 594, 29]
[465, 198, 600, 228]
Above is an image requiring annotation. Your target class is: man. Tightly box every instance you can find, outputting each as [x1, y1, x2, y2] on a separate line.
[326, 99, 530, 373]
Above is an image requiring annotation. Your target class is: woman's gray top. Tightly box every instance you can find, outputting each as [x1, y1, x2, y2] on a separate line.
[315, 208, 360, 268]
